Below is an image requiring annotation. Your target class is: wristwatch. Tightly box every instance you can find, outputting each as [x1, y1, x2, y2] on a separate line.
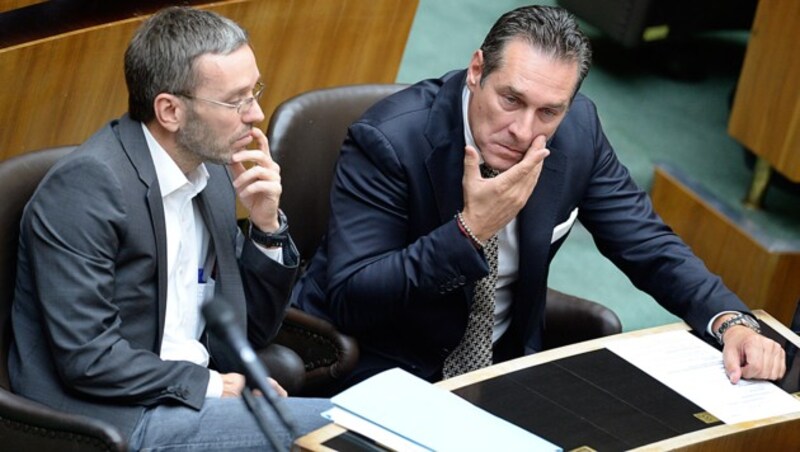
[249, 210, 289, 248]
[714, 313, 761, 345]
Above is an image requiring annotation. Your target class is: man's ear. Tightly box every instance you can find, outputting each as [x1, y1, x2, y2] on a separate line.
[467, 49, 484, 89]
[153, 93, 183, 133]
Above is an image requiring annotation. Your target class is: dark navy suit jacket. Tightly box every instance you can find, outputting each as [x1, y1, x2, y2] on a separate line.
[294, 70, 747, 383]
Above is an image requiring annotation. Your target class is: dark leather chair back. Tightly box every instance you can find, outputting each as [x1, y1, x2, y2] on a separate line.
[0, 146, 74, 388]
[0, 146, 127, 451]
[268, 83, 407, 263]
[266, 84, 405, 395]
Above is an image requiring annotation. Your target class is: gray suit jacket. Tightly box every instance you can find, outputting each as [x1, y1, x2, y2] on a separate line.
[9, 114, 298, 439]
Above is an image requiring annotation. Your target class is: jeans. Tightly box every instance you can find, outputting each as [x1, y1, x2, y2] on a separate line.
[129, 396, 332, 451]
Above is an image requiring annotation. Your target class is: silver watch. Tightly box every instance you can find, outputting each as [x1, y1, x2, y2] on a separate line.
[714, 313, 760, 345]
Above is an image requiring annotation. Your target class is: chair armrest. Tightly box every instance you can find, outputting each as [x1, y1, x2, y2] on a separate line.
[543, 288, 622, 350]
[273, 307, 359, 396]
[257, 343, 306, 396]
[0, 388, 126, 451]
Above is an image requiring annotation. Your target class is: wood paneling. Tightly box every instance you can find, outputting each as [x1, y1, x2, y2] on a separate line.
[728, 0, 800, 182]
[0, 0, 418, 161]
[0, 0, 43, 14]
[651, 165, 800, 325]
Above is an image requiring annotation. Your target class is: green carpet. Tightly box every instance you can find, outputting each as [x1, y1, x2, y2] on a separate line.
[396, 0, 800, 331]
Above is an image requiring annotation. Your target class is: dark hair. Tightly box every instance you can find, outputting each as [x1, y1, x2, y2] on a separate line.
[124, 6, 249, 122]
[480, 5, 592, 94]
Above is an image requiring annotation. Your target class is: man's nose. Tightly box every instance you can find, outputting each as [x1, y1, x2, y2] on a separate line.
[244, 100, 266, 124]
[508, 109, 537, 146]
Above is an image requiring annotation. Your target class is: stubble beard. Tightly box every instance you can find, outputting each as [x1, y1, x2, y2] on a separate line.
[176, 107, 248, 165]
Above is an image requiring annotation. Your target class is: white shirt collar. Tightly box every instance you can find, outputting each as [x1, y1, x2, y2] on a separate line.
[461, 84, 478, 151]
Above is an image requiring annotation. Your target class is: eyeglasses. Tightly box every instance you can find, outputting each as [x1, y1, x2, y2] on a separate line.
[178, 82, 265, 115]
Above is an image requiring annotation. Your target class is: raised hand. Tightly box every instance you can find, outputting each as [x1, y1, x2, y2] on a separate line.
[461, 135, 550, 242]
[229, 127, 282, 232]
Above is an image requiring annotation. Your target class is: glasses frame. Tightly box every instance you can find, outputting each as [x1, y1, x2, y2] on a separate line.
[177, 81, 265, 115]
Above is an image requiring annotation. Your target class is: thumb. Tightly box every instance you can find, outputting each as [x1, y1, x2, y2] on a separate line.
[463, 145, 482, 180]
[518, 134, 550, 167]
[532, 134, 547, 150]
[723, 348, 743, 384]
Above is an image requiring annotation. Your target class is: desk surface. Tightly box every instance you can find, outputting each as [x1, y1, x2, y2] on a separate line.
[295, 311, 800, 451]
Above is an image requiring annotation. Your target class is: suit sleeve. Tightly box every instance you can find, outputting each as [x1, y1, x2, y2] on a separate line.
[238, 234, 299, 349]
[321, 122, 488, 333]
[570, 97, 749, 335]
[26, 156, 208, 409]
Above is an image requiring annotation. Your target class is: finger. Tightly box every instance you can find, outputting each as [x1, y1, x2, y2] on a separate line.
[269, 378, 288, 398]
[230, 149, 278, 170]
[250, 127, 274, 163]
[531, 134, 547, 151]
[232, 163, 281, 190]
[228, 161, 247, 180]
[501, 140, 549, 184]
[721, 345, 743, 384]
[762, 340, 786, 380]
[463, 145, 481, 180]
[235, 180, 282, 200]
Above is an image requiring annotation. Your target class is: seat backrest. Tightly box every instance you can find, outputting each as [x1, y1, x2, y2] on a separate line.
[267, 84, 407, 263]
[0, 146, 75, 389]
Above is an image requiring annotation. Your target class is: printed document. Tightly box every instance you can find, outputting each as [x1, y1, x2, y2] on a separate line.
[606, 330, 800, 424]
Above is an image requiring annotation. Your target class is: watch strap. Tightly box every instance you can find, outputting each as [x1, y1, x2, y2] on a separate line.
[715, 313, 760, 344]
[249, 210, 289, 248]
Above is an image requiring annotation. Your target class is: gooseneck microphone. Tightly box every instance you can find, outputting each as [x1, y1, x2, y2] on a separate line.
[202, 297, 297, 450]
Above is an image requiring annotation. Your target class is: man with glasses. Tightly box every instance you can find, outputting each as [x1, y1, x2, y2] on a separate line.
[9, 7, 329, 450]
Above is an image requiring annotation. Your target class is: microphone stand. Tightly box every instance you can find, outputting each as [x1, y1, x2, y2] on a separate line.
[237, 346, 299, 448]
[241, 387, 287, 452]
[202, 298, 298, 451]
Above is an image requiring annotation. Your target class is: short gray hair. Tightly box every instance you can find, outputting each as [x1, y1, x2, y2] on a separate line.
[480, 5, 592, 95]
[124, 6, 249, 122]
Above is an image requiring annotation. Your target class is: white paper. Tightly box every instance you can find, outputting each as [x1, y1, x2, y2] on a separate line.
[323, 407, 430, 452]
[606, 330, 800, 424]
[328, 367, 561, 451]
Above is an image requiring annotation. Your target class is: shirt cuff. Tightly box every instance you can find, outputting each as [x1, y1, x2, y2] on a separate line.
[206, 369, 223, 398]
[253, 242, 284, 264]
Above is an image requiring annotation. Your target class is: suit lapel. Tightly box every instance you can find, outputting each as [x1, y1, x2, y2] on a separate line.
[115, 115, 171, 347]
[515, 147, 567, 339]
[195, 169, 247, 330]
[425, 71, 469, 224]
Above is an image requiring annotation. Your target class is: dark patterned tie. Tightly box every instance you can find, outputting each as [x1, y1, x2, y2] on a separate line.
[442, 164, 500, 378]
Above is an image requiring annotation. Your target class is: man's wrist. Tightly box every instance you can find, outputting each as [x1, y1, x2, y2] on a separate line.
[249, 210, 289, 248]
[714, 313, 760, 345]
[455, 211, 485, 249]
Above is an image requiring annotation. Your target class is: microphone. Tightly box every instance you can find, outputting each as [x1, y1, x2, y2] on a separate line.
[202, 297, 298, 444]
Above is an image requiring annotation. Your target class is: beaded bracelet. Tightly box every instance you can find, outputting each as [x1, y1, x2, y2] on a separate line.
[455, 211, 486, 249]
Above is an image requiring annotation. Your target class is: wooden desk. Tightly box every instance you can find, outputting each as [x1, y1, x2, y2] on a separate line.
[295, 310, 800, 451]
